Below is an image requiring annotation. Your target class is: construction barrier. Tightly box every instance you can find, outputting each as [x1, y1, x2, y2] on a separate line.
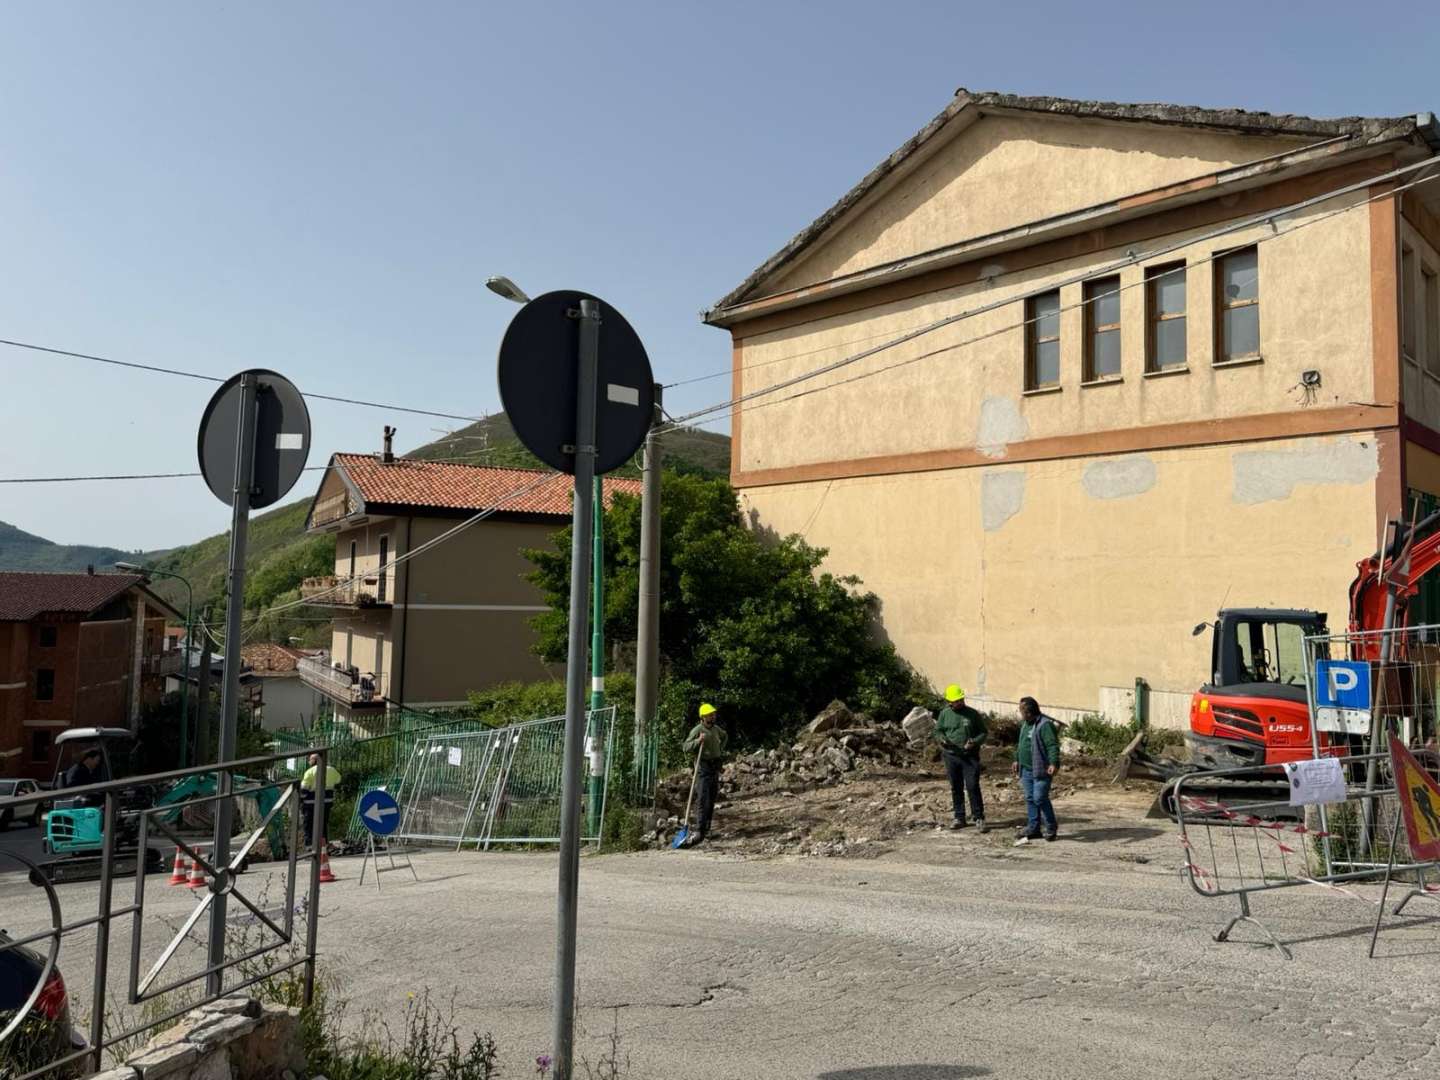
[1174, 750, 1440, 957]
[391, 708, 618, 848]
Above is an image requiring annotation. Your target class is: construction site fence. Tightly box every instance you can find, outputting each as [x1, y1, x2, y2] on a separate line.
[1174, 749, 1440, 958]
[389, 708, 617, 848]
[264, 704, 653, 844]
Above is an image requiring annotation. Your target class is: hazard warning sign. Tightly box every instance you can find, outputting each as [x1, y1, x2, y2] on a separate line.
[1388, 734, 1440, 862]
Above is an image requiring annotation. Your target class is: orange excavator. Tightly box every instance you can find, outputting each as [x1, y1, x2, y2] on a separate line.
[1188, 512, 1440, 769]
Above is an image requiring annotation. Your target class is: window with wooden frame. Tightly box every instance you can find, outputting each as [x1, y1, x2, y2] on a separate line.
[1425, 263, 1440, 377]
[1402, 244, 1418, 364]
[1145, 262, 1187, 372]
[1025, 289, 1061, 390]
[1214, 246, 1260, 363]
[1083, 276, 1122, 382]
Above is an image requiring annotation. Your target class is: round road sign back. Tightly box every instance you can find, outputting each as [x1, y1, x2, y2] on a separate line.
[497, 291, 654, 475]
[197, 369, 312, 509]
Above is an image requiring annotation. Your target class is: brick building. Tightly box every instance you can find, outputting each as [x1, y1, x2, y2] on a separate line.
[0, 571, 183, 779]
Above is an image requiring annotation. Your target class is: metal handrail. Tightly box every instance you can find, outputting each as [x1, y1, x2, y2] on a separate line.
[0, 747, 330, 1080]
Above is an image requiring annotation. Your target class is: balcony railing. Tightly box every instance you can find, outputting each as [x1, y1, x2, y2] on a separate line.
[297, 655, 388, 707]
[311, 490, 356, 528]
[299, 575, 389, 608]
[142, 651, 184, 677]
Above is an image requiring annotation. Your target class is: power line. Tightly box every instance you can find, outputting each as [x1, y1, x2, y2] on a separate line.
[0, 336, 485, 423]
[659, 158, 1440, 436]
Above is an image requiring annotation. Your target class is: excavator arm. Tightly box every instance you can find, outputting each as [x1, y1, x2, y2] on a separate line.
[1348, 510, 1440, 646]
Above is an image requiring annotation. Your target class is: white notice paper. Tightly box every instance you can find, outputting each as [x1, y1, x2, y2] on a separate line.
[447, 746, 463, 767]
[1284, 757, 1347, 807]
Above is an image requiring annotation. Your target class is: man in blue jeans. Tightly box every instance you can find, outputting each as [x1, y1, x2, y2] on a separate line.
[1012, 696, 1059, 843]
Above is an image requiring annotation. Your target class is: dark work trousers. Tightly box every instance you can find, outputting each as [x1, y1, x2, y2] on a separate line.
[941, 748, 984, 823]
[696, 759, 721, 837]
[301, 793, 334, 848]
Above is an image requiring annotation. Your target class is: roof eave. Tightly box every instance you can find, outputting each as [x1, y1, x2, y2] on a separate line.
[704, 130, 1422, 330]
[704, 90, 1425, 325]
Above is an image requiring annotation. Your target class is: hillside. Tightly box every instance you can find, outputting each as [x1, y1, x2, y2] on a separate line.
[135, 414, 730, 643]
[0, 520, 163, 572]
[406, 413, 731, 477]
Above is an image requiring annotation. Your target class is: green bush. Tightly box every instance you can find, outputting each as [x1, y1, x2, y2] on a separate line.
[525, 474, 930, 755]
[1063, 714, 1136, 758]
[601, 804, 646, 851]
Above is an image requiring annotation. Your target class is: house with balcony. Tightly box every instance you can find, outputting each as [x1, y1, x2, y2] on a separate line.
[299, 435, 641, 723]
[0, 570, 183, 779]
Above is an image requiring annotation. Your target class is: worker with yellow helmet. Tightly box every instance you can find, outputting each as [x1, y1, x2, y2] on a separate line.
[681, 702, 728, 847]
[935, 684, 988, 833]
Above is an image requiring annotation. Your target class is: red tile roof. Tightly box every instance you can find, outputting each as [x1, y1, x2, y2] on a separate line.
[240, 642, 315, 674]
[333, 453, 642, 517]
[0, 571, 146, 622]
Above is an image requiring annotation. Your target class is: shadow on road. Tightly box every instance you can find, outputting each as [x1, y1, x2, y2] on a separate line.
[818, 1067, 990, 1079]
[1065, 826, 1164, 844]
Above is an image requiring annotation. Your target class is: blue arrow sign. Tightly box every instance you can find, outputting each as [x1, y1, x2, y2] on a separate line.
[357, 789, 401, 836]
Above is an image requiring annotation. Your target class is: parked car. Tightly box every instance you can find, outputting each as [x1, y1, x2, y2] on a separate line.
[0, 929, 84, 1076]
[0, 780, 43, 830]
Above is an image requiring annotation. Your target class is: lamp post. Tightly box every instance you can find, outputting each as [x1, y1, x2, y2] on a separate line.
[117, 562, 193, 768]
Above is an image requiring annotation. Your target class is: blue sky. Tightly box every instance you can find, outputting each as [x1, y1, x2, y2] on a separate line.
[2, 1, 1437, 551]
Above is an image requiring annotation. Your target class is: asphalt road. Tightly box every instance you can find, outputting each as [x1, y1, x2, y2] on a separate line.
[3, 825, 1440, 1080]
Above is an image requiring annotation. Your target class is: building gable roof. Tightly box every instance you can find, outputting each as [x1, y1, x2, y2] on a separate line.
[0, 571, 163, 622]
[706, 88, 1431, 320]
[307, 453, 642, 527]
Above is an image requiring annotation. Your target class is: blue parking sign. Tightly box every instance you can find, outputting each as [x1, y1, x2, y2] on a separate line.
[1314, 660, 1371, 735]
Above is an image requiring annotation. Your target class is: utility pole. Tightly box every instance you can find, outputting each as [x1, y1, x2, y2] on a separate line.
[196, 611, 213, 765]
[634, 385, 663, 800]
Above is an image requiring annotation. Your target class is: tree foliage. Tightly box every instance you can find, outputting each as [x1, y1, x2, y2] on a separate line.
[524, 473, 925, 755]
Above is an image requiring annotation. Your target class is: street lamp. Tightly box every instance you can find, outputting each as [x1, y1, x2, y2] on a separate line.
[485, 275, 531, 305]
[116, 562, 194, 768]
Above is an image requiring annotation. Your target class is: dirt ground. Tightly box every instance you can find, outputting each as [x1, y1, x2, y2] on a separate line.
[658, 739, 1166, 859]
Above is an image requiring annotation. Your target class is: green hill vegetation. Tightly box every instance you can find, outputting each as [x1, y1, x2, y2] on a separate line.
[0, 519, 163, 572]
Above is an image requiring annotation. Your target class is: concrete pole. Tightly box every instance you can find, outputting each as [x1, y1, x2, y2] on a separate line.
[633, 385, 663, 799]
[553, 298, 600, 1080]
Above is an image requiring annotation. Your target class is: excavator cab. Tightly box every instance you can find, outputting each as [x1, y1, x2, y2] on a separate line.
[1189, 609, 1330, 769]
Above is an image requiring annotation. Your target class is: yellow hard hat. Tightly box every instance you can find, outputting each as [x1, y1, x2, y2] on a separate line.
[944, 684, 965, 703]
[698, 702, 717, 717]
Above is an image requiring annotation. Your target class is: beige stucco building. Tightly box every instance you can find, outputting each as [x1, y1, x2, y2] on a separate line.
[704, 90, 1440, 728]
[301, 445, 639, 721]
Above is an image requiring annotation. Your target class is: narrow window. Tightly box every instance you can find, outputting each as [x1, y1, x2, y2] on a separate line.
[36, 668, 55, 701]
[38, 625, 58, 648]
[31, 730, 51, 763]
[348, 540, 357, 578]
[1083, 276, 1122, 381]
[378, 535, 390, 603]
[1424, 264, 1440, 376]
[1025, 290, 1061, 390]
[1402, 245, 1417, 363]
[1215, 246, 1260, 363]
[1145, 262, 1187, 371]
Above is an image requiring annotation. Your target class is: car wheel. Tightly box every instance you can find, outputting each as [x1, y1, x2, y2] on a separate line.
[31, 808, 43, 827]
[0, 809, 11, 830]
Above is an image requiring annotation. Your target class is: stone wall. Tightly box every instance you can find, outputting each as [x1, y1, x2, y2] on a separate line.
[96, 997, 304, 1080]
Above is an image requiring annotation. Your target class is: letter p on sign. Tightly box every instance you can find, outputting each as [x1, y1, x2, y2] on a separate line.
[1328, 667, 1359, 695]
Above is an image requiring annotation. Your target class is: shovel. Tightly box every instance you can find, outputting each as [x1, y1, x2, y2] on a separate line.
[672, 741, 706, 849]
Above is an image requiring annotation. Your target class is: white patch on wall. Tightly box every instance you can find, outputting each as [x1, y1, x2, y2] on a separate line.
[981, 470, 1025, 531]
[976, 396, 1029, 459]
[1231, 438, 1379, 505]
[1082, 456, 1158, 500]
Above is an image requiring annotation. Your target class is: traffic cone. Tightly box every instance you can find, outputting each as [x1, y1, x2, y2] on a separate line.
[168, 848, 189, 886]
[317, 840, 337, 884]
[186, 858, 208, 889]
